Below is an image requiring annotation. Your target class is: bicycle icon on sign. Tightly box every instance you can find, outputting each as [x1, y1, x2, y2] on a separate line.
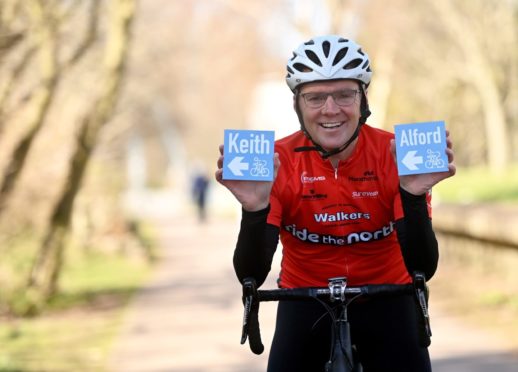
[425, 149, 445, 169]
[250, 157, 270, 177]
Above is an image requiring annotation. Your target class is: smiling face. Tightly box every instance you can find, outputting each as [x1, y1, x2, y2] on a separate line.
[296, 79, 362, 161]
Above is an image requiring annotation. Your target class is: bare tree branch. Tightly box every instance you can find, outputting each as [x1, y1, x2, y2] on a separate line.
[0, 31, 24, 52]
[0, 0, 102, 215]
[0, 45, 36, 134]
[0, 0, 26, 63]
[27, 0, 137, 300]
[0, 0, 59, 215]
[431, 0, 510, 171]
[65, 0, 101, 68]
[1, 0, 100, 125]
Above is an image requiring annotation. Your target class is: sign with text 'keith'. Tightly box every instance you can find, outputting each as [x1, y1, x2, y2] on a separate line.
[394, 121, 448, 176]
[223, 129, 275, 181]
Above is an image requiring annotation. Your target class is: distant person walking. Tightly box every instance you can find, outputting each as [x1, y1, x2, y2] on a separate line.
[191, 172, 209, 222]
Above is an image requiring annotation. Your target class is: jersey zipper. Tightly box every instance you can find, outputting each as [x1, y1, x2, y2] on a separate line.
[333, 160, 340, 179]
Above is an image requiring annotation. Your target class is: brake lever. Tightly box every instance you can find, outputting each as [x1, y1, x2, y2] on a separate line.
[413, 271, 432, 337]
[241, 278, 256, 345]
[241, 292, 253, 344]
[240, 277, 264, 354]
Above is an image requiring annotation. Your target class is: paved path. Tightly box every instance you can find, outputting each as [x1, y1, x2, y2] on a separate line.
[108, 213, 518, 371]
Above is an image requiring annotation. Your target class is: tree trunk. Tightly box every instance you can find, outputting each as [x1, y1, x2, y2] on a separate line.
[0, 47, 36, 130]
[0, 0, 101, 214]
[432, 0, 510, 172]
[27, 0, 136, 299]
[0, 0, 58, 215]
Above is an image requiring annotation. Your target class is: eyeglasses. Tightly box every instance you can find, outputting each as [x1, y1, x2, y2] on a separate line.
[300, 89, 361, 109]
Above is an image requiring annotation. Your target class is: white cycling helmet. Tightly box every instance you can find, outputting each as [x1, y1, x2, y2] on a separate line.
[286, 35, 372, 92]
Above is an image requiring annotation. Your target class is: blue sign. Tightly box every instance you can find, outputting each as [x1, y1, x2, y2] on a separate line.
[394, 121, 448, 176]
[223, 129, 275, 181]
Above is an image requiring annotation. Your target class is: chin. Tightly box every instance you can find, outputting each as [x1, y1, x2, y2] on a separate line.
[321, 138, 347, 150]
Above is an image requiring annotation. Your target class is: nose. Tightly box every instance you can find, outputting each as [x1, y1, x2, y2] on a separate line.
[322, 94, 340, 114]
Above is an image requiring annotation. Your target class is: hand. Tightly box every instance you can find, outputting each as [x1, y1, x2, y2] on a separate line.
[214, 144, 281, 211]
[390, 131, 456, 196]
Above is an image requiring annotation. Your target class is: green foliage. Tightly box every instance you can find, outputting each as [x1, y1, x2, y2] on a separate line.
[0, 315, 117, 371]
[0, 249, 151, 371]
[479, 291, 518, 310]
[433, 166, 518, 204]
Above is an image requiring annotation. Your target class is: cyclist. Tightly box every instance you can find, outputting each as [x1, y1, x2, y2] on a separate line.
[215, 35, 456, 372]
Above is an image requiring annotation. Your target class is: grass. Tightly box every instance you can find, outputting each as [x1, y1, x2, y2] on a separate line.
[0, 312, 122, 371]
[0, 239, 153, 371]
[433, 165, 518, 204]
[430, 254, 518, 350]
[430, 165, 518, 349]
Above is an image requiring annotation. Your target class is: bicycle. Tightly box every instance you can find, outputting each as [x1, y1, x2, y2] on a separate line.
[425, 149, 446, 169]
[250, 157, 270, 177]
[240, 272, 432, 372]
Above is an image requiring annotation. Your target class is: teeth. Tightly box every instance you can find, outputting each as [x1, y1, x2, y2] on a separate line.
[321, 122, 342, 128]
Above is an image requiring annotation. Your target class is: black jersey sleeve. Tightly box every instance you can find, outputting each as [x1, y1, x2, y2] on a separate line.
[233, 205, 280, 287]
[395, 187, 439, 281]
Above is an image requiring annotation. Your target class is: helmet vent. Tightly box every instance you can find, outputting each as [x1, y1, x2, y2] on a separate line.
[293, 63, 313, 72]
[362, 60, 369, 69]
[357, 48, 365, 56]
[339, 38, 348, 43]
[343, 58, 362, 70]
[305, 50, 322, 66]
[304, 40, 315, 46]
[332, 47, 349, 66]
[287, 66, 294, 74]
[322, 41, 330, 58]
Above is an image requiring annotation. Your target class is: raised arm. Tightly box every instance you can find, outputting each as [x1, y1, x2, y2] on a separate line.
[215, 144, 281, 286]
[233, 206, 280, 287]
[391, 131, 456, 280]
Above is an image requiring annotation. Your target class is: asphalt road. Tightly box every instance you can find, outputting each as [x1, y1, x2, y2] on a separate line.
[108, 211, 518, 372]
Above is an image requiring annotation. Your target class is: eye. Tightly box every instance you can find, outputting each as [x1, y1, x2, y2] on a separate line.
[306, 93, 325, 103]
[337, 90, 357, 99]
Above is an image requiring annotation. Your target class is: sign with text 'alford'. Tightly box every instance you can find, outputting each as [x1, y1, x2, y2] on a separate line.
[223, 129, 274, 181]
[394, 121, 448, 176]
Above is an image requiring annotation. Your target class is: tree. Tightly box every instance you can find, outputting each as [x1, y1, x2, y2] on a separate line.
[0, 0, 101, 215]
[0, 0, 59, 214]
[430, 0, 511, 172]
[27, 0, 136, 300]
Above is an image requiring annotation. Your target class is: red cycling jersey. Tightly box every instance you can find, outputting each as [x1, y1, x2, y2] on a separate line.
[267, 125, 432, 288]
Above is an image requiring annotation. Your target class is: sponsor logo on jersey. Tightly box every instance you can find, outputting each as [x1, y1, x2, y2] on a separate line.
[313, 211, 370, 223]
[352, 190, 379, 199]
[302, 190, 328, 201]
[301, 171, 326, 184]
[284, 221, 395, 245]
[348, 170, 378, 182]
